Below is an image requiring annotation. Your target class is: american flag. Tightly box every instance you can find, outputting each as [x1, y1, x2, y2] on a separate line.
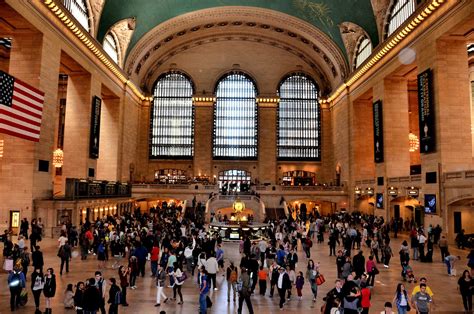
[0, 71, 44, 142]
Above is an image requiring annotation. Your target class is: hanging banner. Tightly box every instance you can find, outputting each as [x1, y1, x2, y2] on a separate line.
[89, 96, 101, 159]
[373, 100, 384, 163]
[418, 69, 435, 153]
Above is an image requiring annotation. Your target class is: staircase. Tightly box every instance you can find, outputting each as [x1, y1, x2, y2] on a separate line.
[205, 194, 265, 222]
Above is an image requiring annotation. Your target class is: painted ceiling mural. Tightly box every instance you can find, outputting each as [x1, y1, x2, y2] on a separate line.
[97, 0, 379, 59]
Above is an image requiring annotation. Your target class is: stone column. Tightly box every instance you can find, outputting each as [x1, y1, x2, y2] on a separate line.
[0, 32, 60, 229]
[97, 96, 120, 181]
[193, 99, 213, 178]
[62, 73, 101, 183]
[257, 101, 277, 185]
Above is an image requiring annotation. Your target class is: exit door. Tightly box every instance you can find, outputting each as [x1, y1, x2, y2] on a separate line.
[394, 205, 400, 219]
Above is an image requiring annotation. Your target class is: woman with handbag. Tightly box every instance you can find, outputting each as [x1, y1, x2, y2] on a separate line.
[171, 262, 184, 304]
[393, 283, 410, 314]
[366, 255, 378, 287]
[305, 259, 319, 303]
[43, 268, 56, 314]
[31, 268, 44, 314]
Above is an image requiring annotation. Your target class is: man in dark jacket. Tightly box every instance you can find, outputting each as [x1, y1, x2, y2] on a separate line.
[83, 278, 100, 313]
[32, 246, 44, 273]
[277, 266, 291, 309]
[352, 250, 365, 279]
[59, 241, 72, 275]
[107, 278, 121, 314]
[237, 267, 254, 314]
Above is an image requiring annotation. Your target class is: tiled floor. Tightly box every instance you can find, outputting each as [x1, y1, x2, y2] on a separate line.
[0, 233, 470, 313]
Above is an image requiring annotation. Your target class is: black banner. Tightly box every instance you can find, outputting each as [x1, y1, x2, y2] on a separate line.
[418, 69, 435, 153]
[89, 96, 101, 159]
[373, 100, 384, 163]
[376, 193, 384, 209]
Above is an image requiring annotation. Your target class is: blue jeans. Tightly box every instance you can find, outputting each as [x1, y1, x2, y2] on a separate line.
[151, 261, 158, 276]
[199, 293, 207, 314]
[445, 260, 451, 275]
[397, 305, 408, 314]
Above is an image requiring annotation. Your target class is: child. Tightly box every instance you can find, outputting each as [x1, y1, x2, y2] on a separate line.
[401, 261, 417, 283]
[295, 271, 305, 300]
[64, 283, 74, 309]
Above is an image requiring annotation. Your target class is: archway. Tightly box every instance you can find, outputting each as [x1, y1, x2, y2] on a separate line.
[447, 197, 474, 244]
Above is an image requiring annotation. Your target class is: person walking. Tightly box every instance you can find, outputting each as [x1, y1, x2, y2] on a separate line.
[31, 268, 44, 314]
[412, 283, 432, 314]
[269, 261, 279, 298]
[458, 270, 473, 312]
[306, 259, 319, 303]
[360, 282, 371, 314]
[95, 271, 107, 314]
[295, 271, 304, 300]
[155, 264, 168, 307]
[258, 265, 268, 296]
[438, 235, 449, 262]
[226, 261, 238, 302]
[59, 240, 72, 275]
[366, 256, 377, 287]
[83, 278, 100, 314]
[43, 268, 57, 314]
[8, 265, 26, 312]
[107, 278, 121, 314]
[32, 245, 44, 273]
[206, 253, 219, 290]
[171, 262, 184, 304]
[73, 281, 85, 314]
[237, 267, 254, 314]
[277, 266, 291, 309]
[199, 266, 210, 314]
[118, 265, 130, 306]
[393, 283, 410, 314]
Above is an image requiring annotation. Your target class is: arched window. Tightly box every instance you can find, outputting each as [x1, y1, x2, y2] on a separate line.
[62, 0, 90, 32]
[213, 72, 258, 159]
[354, 36, 372, 69]
[277, 74, 320, 160]
[103, 33, 119, 63]
[149, 72, 194, 158]
[386, 0, 416, 37]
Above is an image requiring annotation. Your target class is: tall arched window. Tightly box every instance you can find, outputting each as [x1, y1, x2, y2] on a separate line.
[103, 33, 119, 64]
[386, 0, 416, 38]
[62, 0, 90, 32]
[149, 72, 194, 158]
[213, 72, 258, 159]
[354, 36, 372, 69]
[277, 74, 320, 160]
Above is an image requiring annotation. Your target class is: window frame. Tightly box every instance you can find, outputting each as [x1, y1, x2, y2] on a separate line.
[277, 73, 321, 161]
[103, 33, 119, 64]
[354, 36, 372, 69]
[62, 0, 90, 32]
[385, 0, 416, 38]
[212, 71, 258, 160]
[149, 71, 195, 160]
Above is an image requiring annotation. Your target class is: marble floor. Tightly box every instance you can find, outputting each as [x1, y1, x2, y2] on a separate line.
[0, 232, 470, 313]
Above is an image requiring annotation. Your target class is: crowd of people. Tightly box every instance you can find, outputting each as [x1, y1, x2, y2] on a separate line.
[2, 205, 474, 313]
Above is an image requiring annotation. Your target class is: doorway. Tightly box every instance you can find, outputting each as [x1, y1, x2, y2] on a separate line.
[454, 212, 462, 234]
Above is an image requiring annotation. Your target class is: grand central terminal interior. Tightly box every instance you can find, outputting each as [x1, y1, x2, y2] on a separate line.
[1, 0, 474, 313]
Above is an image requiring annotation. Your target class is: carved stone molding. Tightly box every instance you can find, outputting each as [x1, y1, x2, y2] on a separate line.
[110, 18, 136, 68]
[339, 22, 369, 70]
[124, 7, 349, 87]
[89, 0, 105, 37]
[370, 0, 391, 41]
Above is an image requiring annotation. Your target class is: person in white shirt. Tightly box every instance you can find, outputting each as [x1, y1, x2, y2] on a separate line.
[418, 232, 427, 262]
[58, 232, 68, 248]
[205, 254, 219, 290]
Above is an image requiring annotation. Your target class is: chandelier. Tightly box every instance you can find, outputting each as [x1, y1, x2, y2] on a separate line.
[408, 132, 419, 152]
[52, 148, 64, 168]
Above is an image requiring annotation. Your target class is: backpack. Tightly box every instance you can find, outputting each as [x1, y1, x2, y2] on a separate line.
[114, 290, 122, 305]
[229, 269, 238, 283]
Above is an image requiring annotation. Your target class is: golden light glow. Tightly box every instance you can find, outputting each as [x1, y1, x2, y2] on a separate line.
[42, 0, 145, 101]
[52, 148, 64, 168]
[0, 139, 3, 158]
[409, 132, 420, 152]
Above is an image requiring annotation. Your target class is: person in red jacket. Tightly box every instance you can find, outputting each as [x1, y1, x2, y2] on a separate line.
[150, 242, 160, 276]
[360, 282, 371, 314]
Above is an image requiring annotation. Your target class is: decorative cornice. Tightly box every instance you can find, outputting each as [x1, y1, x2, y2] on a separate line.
[42, 0, 145, 100]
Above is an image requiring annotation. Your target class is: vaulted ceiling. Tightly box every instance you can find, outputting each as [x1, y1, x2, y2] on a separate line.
[95, 0, 381, 96]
